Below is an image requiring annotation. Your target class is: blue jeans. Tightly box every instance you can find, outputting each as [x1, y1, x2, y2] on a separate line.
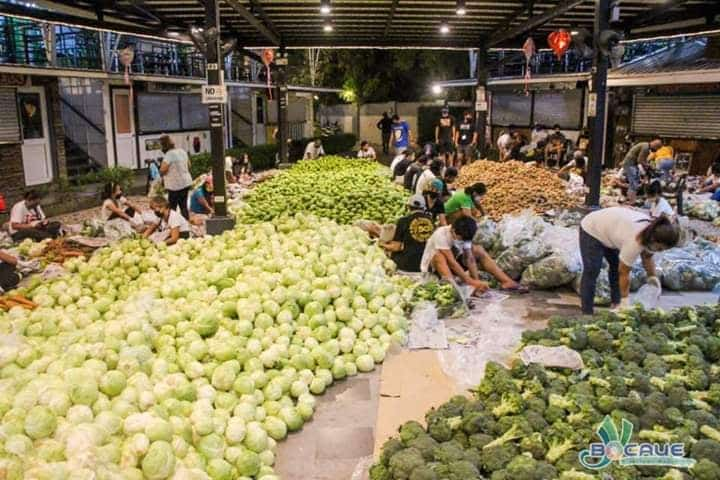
[623, 164, 641, 193]
[712, 190, 720, 202]
[579, 227, 621, 314]
[657, 158, 674, 181]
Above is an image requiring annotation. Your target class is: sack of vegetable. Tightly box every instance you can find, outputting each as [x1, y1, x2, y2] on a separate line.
[472, 218, 499, 252]
[521, 253, 580, 288]
[496, 240, 552, 280]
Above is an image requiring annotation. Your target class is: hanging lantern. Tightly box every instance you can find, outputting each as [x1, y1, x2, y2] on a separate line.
[522, 37, 536, 96]
[262, 48, 275, 100]
[547, 29, 572, 59]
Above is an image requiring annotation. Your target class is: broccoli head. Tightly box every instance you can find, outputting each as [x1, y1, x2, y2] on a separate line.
[444, 460, 481, 480]
[480, 444, 518, 472]
[525, 410, 549, 432]
[691, 439, 720, 465]
[663, 407, 685, 428]
[580, 349, 603, 369]
[408, 465, 438, 480]
[587, 329, 613, 352]
[388, 447, 426, 480]
[502, 454, 540, 480]
[520, 432, 547, 460]
[492, 392, 524, 418]
[473, 362, 518, 398]
[406, 433, 439, 462]
[558, 469, 595, 480]
[468, 433, 494, 449]
[369, 463, 391, 480]
[545, 437, 575, 464]
[432, 440, 466, 464]
[399, 421, 427, 445]
[686, 409, 719, 429]
[379, 438, 404, 466]
[643, 353, 670, 377]
[548, 393, 575, 411]
[690, 459, 720, 480]
[462, 411, 496, 436]
[544, 405, 566, 424]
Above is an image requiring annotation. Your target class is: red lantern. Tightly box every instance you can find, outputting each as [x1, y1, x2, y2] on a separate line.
[547, 29, 572, 59]
[261, 48, 275, 100]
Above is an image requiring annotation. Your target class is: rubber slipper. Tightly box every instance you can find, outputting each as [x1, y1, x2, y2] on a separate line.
[501, 285, 530, 294]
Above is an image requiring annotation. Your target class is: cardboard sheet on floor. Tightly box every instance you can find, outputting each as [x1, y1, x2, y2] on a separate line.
[373, 349, 459, 456]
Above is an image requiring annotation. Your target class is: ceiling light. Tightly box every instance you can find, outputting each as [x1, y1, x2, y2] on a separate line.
[323, 22, 334, 32]
[571, 30, 579, 36]
[440, 22, 450, 34]
[432, 84, 443, 95]
[313, 95, 320, 100]
[166, 31, 180, 37]
[456, 0, 466, 15]
[320, 0, 331, 15]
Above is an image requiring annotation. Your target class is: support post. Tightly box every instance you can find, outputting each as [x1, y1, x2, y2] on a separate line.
[474, 47, 489, 157]
[276, 47, 289, 164]
[586, 0, 612, 207]
[205, 0, 234, 234]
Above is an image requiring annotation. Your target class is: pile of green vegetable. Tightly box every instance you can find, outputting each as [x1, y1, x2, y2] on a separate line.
[238, 157, 408, 225]
[0, 214, 409, 479]
[371, 305, 720, 479]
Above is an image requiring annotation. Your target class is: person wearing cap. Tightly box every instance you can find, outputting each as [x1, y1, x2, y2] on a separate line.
[381, 194, 436, 272]
[444, 183, 486, 223]
[435, 107, 456, 166]
[190, 176, 214, 216]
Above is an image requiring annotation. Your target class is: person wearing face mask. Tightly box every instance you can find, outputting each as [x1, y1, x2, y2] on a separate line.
[8, 191, 61, 242]
[579, 207, 680, 315]
[391, 114, 412, 156]
[101, 182, 139, 223]
[144, 196, 192, 245]
[623, 136, 663, 205]
[190, 176, 215, 216]
[435, 107, 456, 166]
[443, 183, 486, 223]
[159, 135, 193, 219]
[455, 111, 477, 166]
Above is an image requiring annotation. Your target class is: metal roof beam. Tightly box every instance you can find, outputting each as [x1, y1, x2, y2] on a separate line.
[620, 0, 691, 32]
[224, 0, 281, 46]
[487, 0, 586, 47]
[247, 0, 281, 41]
[384, 0, 400, 37]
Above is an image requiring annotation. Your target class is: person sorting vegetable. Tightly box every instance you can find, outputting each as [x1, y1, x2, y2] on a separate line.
[190, 176, 214, 216]
[143, 196, 192, 246]
[8, 191, 62, 242]
[380, 194, 435, 272]
[623, 137, 662, 205]
[443, 183, 486, 223]
[101, 182, 139, 223]
[646, 180, 673, 218]
[579, 207, 680, 315]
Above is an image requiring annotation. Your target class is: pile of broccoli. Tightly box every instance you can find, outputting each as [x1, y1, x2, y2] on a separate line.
[370, 304, 720, 479]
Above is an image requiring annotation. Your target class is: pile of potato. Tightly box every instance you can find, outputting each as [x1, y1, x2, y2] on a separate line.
[456, 160, 577, 219]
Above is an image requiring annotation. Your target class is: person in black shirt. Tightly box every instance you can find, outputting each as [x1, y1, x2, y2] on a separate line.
[435, 107, 456, 166]
[377, 112, 393, 154]
[455, 111, 477, 166]
[403, 155, 428, 192]
[422, 180, 448, 226]
[381, 195, 435, 272]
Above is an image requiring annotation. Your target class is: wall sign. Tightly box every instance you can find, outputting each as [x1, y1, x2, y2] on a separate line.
[201, 85, 227, 104]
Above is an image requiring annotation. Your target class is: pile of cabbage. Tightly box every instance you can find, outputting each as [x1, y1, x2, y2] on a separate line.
[0, 214, 409, 480]
[238, 157, 408, 225]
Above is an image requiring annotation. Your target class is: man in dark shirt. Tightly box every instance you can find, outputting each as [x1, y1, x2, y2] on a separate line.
[422, 179, 448, 226]
[403, 155, 428, 192]
[435, 107, 456, 166]
[381, 195, 435, 272]
[455, 111, 477, 166]
[377, 112, 393, 154]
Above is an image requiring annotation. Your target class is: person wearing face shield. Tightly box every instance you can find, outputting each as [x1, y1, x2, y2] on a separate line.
[579, 207, 681, 315]
[143, 196, 192, 246]
[623, 136, 663, 205]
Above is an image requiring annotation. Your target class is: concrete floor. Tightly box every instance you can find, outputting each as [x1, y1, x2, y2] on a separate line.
[274, 288, 717, 480]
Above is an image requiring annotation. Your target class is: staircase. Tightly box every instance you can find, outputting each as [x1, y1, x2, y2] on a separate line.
[65, 137, 100, 178]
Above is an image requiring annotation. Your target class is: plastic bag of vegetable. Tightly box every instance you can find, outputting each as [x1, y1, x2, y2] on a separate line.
[521, 254, 579, 288]
[688, 198, 720, 220]
[496, 240, 551, 280]
[472, 218, 498, 252]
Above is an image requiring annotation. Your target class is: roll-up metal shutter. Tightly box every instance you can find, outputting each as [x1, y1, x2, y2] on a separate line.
[632, 95, 720, 139]
[0, 87, 21, 143]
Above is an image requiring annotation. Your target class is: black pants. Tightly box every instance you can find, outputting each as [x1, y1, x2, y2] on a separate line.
[579, 227, 621, 314]
[11, 221, 61, 242]
[381, 131, 391, 154]
[168, 187, 190, 219]
[0, 263, 19, 292]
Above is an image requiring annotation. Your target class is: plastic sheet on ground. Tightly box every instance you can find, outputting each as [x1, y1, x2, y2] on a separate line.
[41, 263, 66, 281]
[518, 345, 584, 370]
[407, 301, 448, 350]
[350, 455, 374, 480]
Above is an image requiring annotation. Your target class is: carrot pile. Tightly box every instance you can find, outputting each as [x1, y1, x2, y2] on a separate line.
[0, 294, 36, 311]
[39, 239, 91, 264]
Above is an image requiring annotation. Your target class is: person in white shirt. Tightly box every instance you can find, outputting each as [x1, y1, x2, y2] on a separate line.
[159, 135, 193, 219]
[496, 128, 514, 161]
[143, 196, 192, 246]
[530, 123, 548, 149]
[101, 182, 139, 223]
[8, 191, 61, 241]
[579, 207, 680, 314]
[415, 159, 444, 196]
[304, 138, 325, 160]
[646, 181, 673, 218]
[420, 216, 488, 292]
[357, 141, 377, 160]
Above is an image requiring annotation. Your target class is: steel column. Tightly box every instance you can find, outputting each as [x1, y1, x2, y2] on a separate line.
[475, 47, 488, 157]
[276, 47, 289, 164]
[586, 0, 612, 207]
[205, 0, 234, 233]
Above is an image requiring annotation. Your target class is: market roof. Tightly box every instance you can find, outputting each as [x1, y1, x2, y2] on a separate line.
[3, 0, 720, 49]
[613, 37, 720, 75]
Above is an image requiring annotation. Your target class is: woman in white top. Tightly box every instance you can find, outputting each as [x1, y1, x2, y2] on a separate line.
[645, 181, 673, 218]
[159, 135, 193, 219]
[579, 207, 680, 314]
[143, 196, 191, 246]
[101, 182, 139, 223]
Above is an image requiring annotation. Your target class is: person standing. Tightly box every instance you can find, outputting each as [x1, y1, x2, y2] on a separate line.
[377, 112, 393, 154]
[435, 107, 456, 166]
[8, 191, 61, 242]
[391, 114, 411, 155]
[623, 137, 662, 205]
[380, 195, 435, 272]
[455, 111, 477, 165]
[304, 138, 326, 159]
[579, 207, 679, 315]
[159, 135, 193, 219]
[357, 141, 377, 160]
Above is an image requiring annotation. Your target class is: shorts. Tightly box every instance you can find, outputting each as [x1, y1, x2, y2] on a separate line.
[438, 141, 455, 154]
[457, 144, 474, 158]
[623, 164, 641, 193]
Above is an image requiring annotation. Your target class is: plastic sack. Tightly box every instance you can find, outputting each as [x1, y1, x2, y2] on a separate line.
[103, 218, 135, 242]
[407, 301, 448, 350]
[688, 199, 720, 220]
[522, 253, 580, 288]
[572, 270, 611, 306]
[518, 345, 584, 370]
[496, 240, 551, 280]
[497, 209, 547, 250]
[655, 247, 720, 291]
[634, 284, 661, 310]
[472, 218, 498, 252]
